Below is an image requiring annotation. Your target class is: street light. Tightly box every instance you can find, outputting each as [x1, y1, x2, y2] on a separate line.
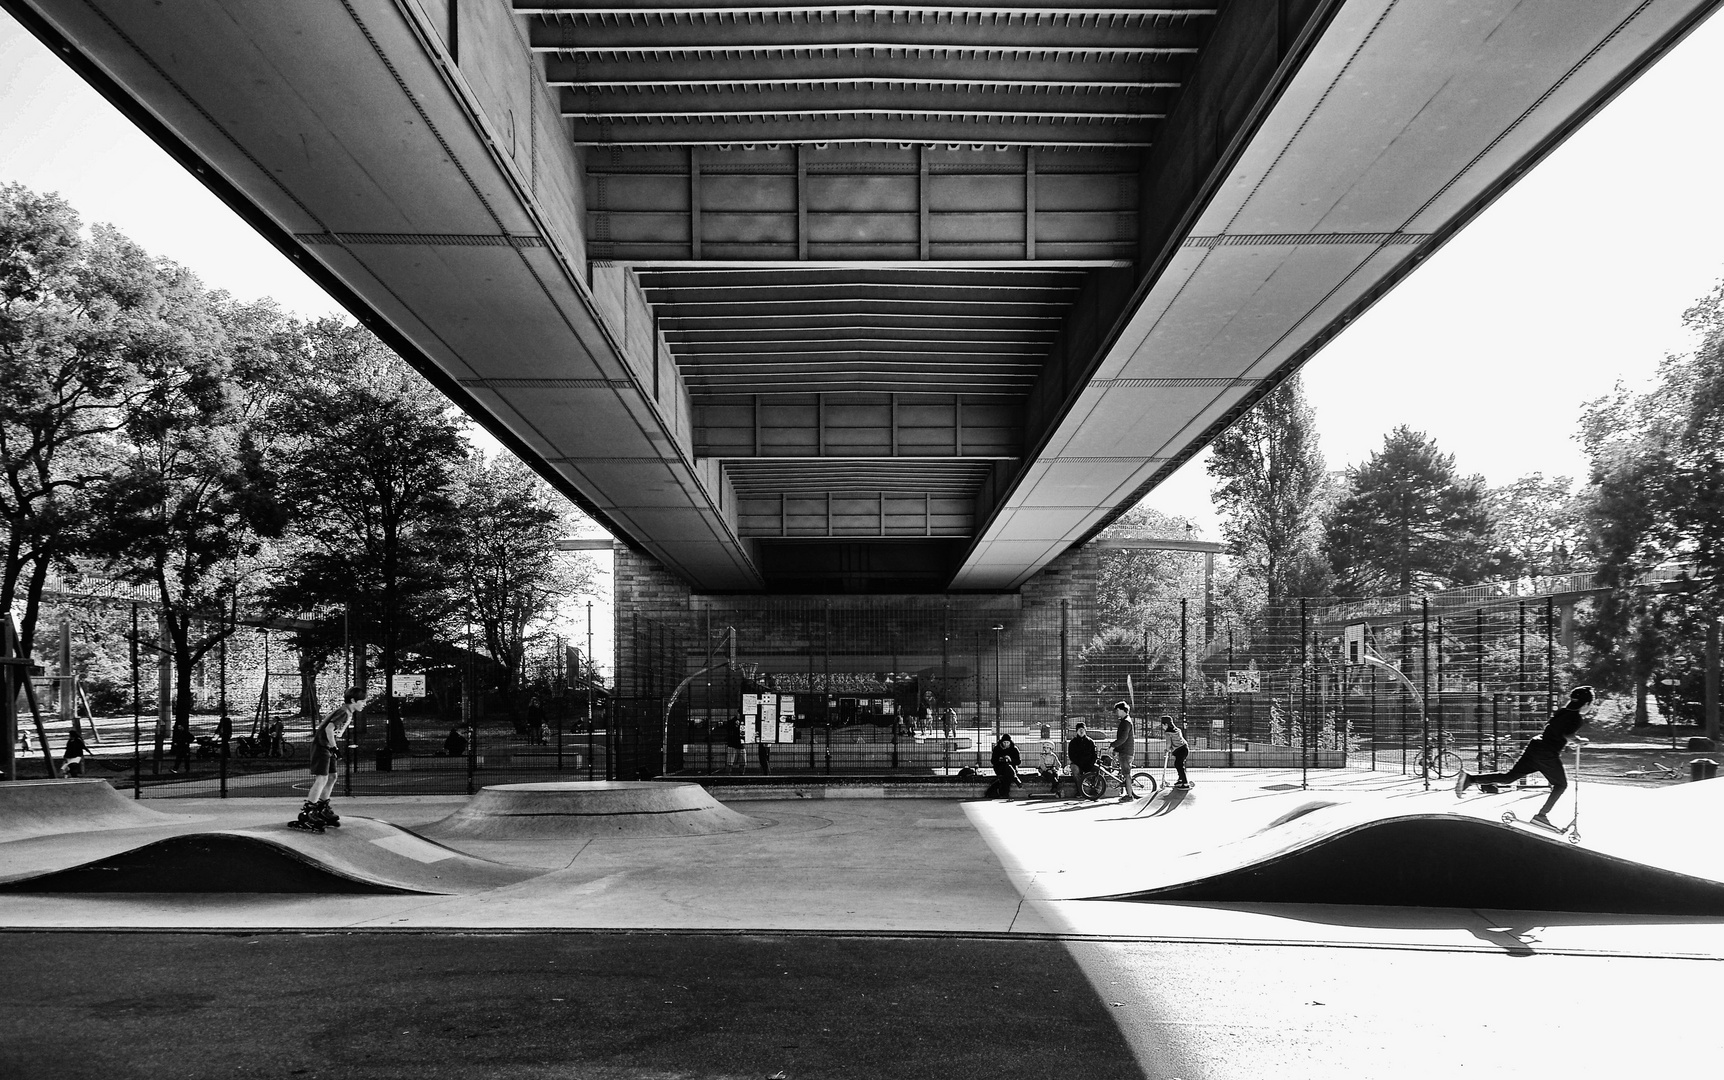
[991, 624, 1005, 737]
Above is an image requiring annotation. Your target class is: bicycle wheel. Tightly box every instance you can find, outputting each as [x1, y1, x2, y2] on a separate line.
[1079, 771, 1107, 800]
[1129, 770, 1159, 796]
[276, 740, 296, 760]
[1438, 751, 1464, 779]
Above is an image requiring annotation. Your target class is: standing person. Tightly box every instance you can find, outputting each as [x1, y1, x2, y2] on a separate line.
[298, 687, 366, 832]
[1064, 721, 1098, 799]
[1457, 685, 1595, 827]
[942, 706, 957, 739]
[725, 714, 746, 773]
[987, 732, 1021, 799]
[1161, 715, 1190, 788]
[1110, 701, 1138, 801]
[525, 694, 547, 745]
[61, 726, 89, 778]
[169, 722, 192, 775]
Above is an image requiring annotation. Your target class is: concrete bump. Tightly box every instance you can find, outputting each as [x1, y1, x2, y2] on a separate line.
[420, 781, 765, 839]
[0, 819, 540, 895]
[0, 778, 176, 842]
[1098, 815, 1724, 916]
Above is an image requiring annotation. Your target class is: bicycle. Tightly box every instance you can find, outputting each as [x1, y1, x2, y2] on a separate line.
[1077, 753, 1159, 800]
[1620, 761, 1678, 781]
[1411, 735, 1464, 780]
[233, 720, 296, 760]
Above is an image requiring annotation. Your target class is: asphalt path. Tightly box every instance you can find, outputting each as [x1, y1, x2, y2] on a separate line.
[0, 931, 1143, 1080]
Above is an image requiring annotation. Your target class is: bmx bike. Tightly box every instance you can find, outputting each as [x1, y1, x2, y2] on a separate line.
[1078, 753, 1159, 800]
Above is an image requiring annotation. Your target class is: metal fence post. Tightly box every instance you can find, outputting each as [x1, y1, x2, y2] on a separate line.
[1060, 600, 1069, 746]
[1476, 607, 1486, 770]
[1420, 596, 1431, 791]
[1300, 597, 1308, 789]
[131, 603, 141, 798]
[1545, 597, 1556, 714]
[1180, 599, 1189, 731]
[218, 622, 228, 799]
[1518, 600, 1527, 739]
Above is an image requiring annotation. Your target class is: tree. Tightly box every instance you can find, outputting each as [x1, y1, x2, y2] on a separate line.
[1094, 505, 1205, 632]
[0, 185, 152, 654]
[1486, 473, 1582, 578]
[1207, 373, 1333, 607]
[88, 286, 295, 737]
[447, 455, 594, 728]
[1574, 278, 1724, 706]
[267, 320, 467, 751]
[1325, 426, 1503, 595]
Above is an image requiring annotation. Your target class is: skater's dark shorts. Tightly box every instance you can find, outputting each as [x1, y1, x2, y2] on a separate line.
[309, 743, 337, 776]
[1474, 740, 1565, 790]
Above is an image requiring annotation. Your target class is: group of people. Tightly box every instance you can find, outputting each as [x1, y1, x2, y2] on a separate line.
[984, 684, 1600, 818]
[985, 701, 1192, 800]
[902, 707, 959, 739]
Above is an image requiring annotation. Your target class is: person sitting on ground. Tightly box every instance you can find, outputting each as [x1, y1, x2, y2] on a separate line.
[1065, 721, 1098, 798]
[443, 725, 468, 758]
[1162, 715, 1191, 788]
[987, 732, 1021, 799]
[1456, 685, 1595, 828]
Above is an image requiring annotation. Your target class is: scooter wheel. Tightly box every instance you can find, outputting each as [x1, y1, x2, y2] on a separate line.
[1500, 812, 1515, 824]
[1567, 831, 1581, 845]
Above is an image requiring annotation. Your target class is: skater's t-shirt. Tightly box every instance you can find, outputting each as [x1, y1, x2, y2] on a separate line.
[1163, 726, 1188, 753]
[1533, 706, 1584, 751]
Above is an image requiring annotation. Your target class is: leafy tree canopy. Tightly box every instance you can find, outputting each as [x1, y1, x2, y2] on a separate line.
[448, 454, 596, 723]
[1206, 373, 1334, 605]
[1324, 426, 1503, 596]
[1484, 472, 1581, 579]
[265, 319, 468, 748]
[0, 185, 160, 651]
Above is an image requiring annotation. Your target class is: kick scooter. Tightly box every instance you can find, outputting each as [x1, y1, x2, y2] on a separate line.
[1501, 739, 1585, 844]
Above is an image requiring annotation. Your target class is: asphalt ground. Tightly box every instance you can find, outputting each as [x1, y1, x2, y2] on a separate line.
[0, 931, 1139, 1080]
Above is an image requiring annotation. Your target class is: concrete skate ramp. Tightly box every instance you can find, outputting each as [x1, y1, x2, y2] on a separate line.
[0, 779, 176, 842]
[0, 819, 541, 895]
[1096, 815, 1724, 916]
[422, 781, 763, 840]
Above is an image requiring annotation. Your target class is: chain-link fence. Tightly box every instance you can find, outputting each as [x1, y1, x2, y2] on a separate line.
[10, 588, 1572, 794]
[645, 593, 1567, 780]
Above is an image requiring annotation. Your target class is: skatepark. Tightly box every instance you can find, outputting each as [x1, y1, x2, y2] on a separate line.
[3, 769, 1722, 1077]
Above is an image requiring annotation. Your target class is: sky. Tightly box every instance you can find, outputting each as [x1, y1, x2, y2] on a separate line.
[4, 9, 1724, 579]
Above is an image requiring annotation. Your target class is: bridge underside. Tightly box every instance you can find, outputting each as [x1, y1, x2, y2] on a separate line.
[12, 0, 1718, 593]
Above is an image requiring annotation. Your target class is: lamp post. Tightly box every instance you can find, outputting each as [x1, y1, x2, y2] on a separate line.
[991, 623, 1004, 737]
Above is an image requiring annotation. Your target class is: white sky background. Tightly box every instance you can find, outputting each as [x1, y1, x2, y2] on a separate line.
[5, 9, 1724, 636]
